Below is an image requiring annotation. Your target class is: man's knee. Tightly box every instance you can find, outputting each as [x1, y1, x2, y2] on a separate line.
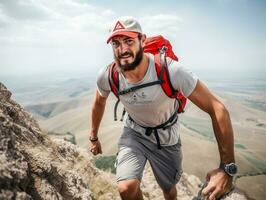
[118, 179, 140, 197]
[162, 186, 177, 200]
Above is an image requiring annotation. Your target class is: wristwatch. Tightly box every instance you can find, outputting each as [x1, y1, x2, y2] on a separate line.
[219, 163, 238, 176]
[89, 136, 98, 142]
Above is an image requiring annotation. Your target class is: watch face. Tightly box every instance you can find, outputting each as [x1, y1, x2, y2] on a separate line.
[227, 163, 238, 175]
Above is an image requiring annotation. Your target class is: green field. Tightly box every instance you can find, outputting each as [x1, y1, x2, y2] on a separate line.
[94, 155, 117, 174]
[180, 115, 215, 141]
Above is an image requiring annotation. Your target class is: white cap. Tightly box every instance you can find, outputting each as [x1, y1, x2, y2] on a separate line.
[107, 16, 142, 43]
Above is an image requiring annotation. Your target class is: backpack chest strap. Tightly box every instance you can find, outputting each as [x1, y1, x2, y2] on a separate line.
[118, 79, 163, 95]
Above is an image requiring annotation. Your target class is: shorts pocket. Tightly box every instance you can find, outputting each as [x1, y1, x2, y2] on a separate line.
[174, 169, 183, 183]
[114, 154, 118, 169]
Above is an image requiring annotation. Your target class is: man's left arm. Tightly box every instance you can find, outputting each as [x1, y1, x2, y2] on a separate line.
[188, 80, 235, 200]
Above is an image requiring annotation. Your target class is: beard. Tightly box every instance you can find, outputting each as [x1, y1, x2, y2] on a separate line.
[114, 44, 144, 72]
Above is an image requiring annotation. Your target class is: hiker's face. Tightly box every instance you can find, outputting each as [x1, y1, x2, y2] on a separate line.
[111, 35, 144, 71]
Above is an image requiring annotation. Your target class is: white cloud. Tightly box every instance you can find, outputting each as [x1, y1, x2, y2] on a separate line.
[0, 0, 116, 43]
[140, 14, 183, 37]
[0, 0, 117, 76]
[0, 0, 52, 21]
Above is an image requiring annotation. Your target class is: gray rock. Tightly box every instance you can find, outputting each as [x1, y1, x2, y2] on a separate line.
[0, 82, 93, 200]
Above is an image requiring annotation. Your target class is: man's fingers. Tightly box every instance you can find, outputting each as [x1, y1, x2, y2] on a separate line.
[202, 183, 215, 196]
[90, 149, 96, 155]
[90, 147, 97, 155]
[202, 168, 233, 200]
[99, 147, 103, 154]
[208, 188, 220, 200]
[90, 146, 103, 155]
[97, 143, 103, 154]
[206, 172, 211, 181]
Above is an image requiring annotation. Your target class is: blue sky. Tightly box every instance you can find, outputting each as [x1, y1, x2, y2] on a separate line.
[0, 0, 265, 78]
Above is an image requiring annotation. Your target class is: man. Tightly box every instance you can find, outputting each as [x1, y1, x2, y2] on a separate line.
[89, 16, 237, 200]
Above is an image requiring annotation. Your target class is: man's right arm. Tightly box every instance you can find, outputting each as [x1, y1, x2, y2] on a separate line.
[89, 90, 108, 155]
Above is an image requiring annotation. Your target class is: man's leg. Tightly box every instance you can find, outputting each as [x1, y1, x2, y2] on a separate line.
[118, 179, 143, 200]
[162, 186, 177, 200]
[116, 128, 147, 200]
[148, 138, 183, 200]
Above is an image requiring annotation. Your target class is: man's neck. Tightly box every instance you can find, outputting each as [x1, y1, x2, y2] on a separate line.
[122, 53, 149, 84]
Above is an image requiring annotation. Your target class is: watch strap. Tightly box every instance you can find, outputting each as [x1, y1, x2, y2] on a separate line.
[89, 136, 98, 142]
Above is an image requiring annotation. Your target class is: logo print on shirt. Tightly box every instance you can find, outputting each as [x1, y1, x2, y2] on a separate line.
[141, 92, 147, 98]
[132, 94, 137, 101]
[126, 91, 151, 105]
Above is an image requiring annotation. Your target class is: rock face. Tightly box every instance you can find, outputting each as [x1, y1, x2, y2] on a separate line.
[0, 83, 118, 200]
[0, 82, 248, 200]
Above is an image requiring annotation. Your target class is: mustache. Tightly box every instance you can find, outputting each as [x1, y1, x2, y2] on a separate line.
[118, 52, 133, 59]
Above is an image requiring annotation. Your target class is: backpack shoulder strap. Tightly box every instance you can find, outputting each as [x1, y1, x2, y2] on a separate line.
[154, 53, 177, 98]
[108, 62, 124, 121]
[108, 62, 119, 98]
[154, 53, 187, 113]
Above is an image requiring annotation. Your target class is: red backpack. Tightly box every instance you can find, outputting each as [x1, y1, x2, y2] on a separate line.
[108, 35, 187, 121]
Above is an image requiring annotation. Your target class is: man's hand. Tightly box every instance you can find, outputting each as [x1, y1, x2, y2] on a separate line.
[90, 140, 102, 155]
[202, 168, 233, 200]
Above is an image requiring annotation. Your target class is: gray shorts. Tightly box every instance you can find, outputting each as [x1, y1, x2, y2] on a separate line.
[116, 127, 183, 190]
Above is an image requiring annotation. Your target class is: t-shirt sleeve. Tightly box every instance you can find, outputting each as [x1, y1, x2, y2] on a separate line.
[167, 59, 198, 97]
[96, 66, 111, 97]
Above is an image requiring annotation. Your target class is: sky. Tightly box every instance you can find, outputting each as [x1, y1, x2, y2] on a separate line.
[0, 0, 265, 79]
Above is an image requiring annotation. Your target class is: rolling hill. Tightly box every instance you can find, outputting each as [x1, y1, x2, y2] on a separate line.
[5, 76, 265, 200]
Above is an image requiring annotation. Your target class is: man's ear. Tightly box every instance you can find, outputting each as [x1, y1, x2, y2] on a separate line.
[141, 34, 147, 46]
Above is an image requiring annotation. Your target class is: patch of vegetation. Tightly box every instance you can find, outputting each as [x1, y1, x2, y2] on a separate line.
[235, 143, 246, 149]
[25, 103, 57, 118]
[94, 155, 117, 174]
[243, 154, 266, 172]
[246, 118, 258, 123]
[180, 115, 214, 141]
[244, 99, 266, 112]
[235, 171, 266, 184]
[48, 131, 77, 145]
[256, 123, 266, 128]
[69, 91, 82, 97]
[69, 87, 90, 97]
[39, 111, 52, 118]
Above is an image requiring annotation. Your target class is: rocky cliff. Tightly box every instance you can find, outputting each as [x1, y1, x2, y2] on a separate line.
[0, 82, 247, 200]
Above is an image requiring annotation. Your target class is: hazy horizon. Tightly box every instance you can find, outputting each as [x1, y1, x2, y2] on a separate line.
[1, 65, 265, 84]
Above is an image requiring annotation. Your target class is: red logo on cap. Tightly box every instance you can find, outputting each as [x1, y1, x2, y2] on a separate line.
[113, 21, 125, 32]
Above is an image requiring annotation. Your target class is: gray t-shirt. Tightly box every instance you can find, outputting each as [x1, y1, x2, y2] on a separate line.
[97, 53, 198, 146]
